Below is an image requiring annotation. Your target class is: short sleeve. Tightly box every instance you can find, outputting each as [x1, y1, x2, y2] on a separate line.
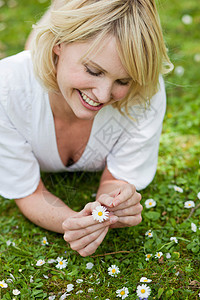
[107, 76, 166, 190]
[0, 101, 40, 200]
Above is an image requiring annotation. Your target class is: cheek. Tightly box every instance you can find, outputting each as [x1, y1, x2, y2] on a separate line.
[114, 86, 130, 101]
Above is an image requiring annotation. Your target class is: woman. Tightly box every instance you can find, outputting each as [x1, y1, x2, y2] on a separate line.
[0, 0, 173, 256]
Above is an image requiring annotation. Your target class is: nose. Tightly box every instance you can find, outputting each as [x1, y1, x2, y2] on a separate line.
[92, 80, 113, 104]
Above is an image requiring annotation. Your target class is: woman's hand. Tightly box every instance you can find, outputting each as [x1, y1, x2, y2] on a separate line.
[97, 183, 143, 228]
[62, 201, 118, 257]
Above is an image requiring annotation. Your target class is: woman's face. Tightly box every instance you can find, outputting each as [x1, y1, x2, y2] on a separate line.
[53, 35, 131, 120]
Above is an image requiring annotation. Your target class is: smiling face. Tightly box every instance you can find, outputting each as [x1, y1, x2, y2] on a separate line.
[52, 35, 131, 120]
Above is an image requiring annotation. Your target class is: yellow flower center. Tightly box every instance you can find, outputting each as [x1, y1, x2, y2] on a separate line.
[43, 240, 46, 244]
[112, 269, 116, 273]
[98, 211, 103, 216]
[149, 202, 152, 206]
[188, 204, 191, 206]
[59, 261, 63, 265]
[148, 233, 151, 236]
[158, 254, 160, 257]
[120, 291, 125, 295]
[141, 289, 145, 294]
[0, 284, 4, 287]
[144, 279, 148, 282]
[147, 254, 151, 258]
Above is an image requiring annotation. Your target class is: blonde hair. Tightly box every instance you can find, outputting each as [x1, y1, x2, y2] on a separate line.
[31, 0, 173, 114]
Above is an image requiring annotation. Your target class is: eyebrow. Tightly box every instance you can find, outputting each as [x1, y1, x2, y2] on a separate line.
[84, 59, 132, 81]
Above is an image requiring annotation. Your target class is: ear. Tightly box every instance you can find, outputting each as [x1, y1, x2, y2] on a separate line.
[53, 44, 61, 56]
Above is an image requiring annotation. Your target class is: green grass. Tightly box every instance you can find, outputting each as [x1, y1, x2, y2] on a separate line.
[0, 0, 200, 299]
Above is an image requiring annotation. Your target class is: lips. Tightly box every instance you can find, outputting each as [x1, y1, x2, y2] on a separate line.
[77, 90, 103, 111]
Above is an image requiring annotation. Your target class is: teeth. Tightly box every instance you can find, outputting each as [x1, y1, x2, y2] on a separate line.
[81, 92, 100, 107]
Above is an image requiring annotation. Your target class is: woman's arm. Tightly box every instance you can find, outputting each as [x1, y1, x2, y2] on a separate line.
[15, 178, 118, 256]
[15, 179, 76, 233]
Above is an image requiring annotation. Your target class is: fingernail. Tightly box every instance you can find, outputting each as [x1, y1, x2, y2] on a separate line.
[110, 215, 118, 223]
[113, 200, 119, 207]
[109, 201, 113, 207]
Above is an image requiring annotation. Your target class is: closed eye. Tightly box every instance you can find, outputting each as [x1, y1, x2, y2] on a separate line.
[116, 79, 130, 86]
[85, 65, 103, 77]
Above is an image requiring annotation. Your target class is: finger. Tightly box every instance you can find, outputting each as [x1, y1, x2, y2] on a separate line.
[111, 203, 143, 217]
[109, 193, 142, 211]
[63, 215, 118, 242]
[69, 227, 106, 252]
[96, 193, 115, 208]
[110, 214, 142, 228]
[112, 184, 136, 207]
[78, 227, 109, 257]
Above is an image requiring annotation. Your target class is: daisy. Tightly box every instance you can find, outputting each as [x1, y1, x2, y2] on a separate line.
[30, 276, 34, 283]
[145, 199, 156, 208]
[108, 265, 120, 277]
[59, 292, 70, 299]
[47, 259, 56, 264]
[48, 296, 56, 300]
[173, 185, 183, 193]
[155, 252, 163, 259]
[76, 279, 83, 283]
[116, 287, 129, 299]
[0, 280, 8, 288]
[140, 277, 152, 283]
[191, 223, 197, 232]
[88, 288, 94, 293]
[170, 237, 178, 243]
[181, 14, 193, 25]
[86, 262, 94, 269]
[56, 257, 68, 269]
[43, 274, 49, 279]
[41, 237, 49, 246]
[184, 201, 195, 208]
[13, 289, 20, 295]
[145, 254, 152, 261]
[92, 205, 109, 223]
[36, 259, 45, 266]
[145, 230, 153, 238]
[197, 192, 200, 199]
[166, 253, 171, 259]
[136, 284, 151, 299]
[66, 284, 74, 292]
[76, 290, 83, 294]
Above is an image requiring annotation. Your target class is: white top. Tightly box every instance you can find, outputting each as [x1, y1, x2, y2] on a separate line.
[0, 51, 166, 199]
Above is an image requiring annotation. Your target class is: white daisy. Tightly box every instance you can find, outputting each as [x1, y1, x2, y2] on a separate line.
[170, 237, 178, 243]
[0, 280, 8, 288]
[88, 288, 94, 293]
[36, 259, 45, 266]
[145, 199, 156, 208]
[181, 14, 193, 25]
[56, 257, 68, 269]
[145, 230, 153, 238]
[59, 292, 70, 299]
[76, 290, 83, 294]
[48, 296, 56, 300]
[166, 253, 171, 259]
[116, 287, 129, 299]
[194, 54, 200, 63]
[136, 284, 151, 299]
[66, 284, 74, 292]
[140, 277, 152, 283]
[145, 253, 152, 261]
[184, 201, 195, 208]
[173, 185, 183, 193]
[41, 237, 49, 246]
[12, 289, 20, 295]
[30, 276, 34, 283]
[155, 252, 163, 259]
[43, 274, 49, 279]
[76, 279, 83, 283]
[197, 192, 200, 199]
[47, 259, 56, 264]
[92, 205, 109, 223]
[86, 262, 94, 269]
[191, 223, 197, 232]
[108, 265, 120, 277]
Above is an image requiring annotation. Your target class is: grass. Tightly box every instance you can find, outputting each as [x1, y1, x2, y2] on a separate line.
[0, 0, 200, 299]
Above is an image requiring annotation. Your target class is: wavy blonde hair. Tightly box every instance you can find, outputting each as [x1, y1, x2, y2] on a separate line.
[31, 0, 173, 114]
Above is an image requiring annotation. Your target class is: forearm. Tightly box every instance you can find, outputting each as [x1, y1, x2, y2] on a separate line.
[15, 180, 77, 233]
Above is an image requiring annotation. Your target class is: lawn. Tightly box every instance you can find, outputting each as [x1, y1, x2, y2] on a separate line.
[0, 0, 199, 299]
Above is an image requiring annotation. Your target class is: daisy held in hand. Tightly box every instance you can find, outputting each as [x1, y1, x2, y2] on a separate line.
[92, 205, 109, 223]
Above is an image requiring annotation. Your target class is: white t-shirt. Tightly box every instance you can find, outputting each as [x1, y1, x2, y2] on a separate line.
[0, 51, 166, 199]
